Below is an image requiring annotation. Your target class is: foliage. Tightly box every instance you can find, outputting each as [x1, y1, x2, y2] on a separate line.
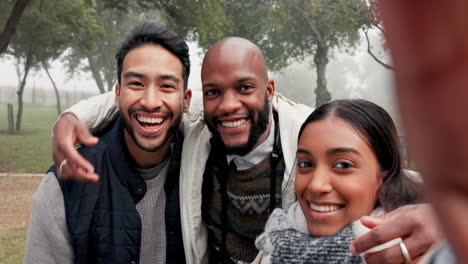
[158, 0, 370, 106]
[271, 0, 368, 63]
[270, 0, 369, 106]
[2, 0, 380, 107]
[4, 0, 92, 131]
[64, 2, 163, 93]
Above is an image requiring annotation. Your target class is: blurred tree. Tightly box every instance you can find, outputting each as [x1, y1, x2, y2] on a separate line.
[0, 0, 31, 55]
[64, 2, 161, 94]
[7, 0, 90, 130]
[269, 0, 369, 107]
[158, 0, 370, 107]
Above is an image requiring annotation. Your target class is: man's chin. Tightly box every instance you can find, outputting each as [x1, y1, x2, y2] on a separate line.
[135, 141, 165, 152]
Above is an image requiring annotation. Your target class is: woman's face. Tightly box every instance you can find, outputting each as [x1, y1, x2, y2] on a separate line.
[295, 115, 384, 237]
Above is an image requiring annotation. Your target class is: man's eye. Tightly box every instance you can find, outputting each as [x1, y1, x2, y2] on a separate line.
[162, 84, 175, 89]
[239, 85, 253, 91]
[204, 89, 219, 96]
[297, 160, 313, 168]
[333, 162, 354, 169]
[128, 81, 143, 86]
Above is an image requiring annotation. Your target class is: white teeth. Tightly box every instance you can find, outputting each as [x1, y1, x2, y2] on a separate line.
[137, 115, 164, 124]
[221, 119, 247, 128]
[309, 203, 341, 212]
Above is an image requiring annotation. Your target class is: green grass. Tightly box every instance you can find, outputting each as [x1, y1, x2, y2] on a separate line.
[0, 103, 58, 173]
[0, 226, 27, 264]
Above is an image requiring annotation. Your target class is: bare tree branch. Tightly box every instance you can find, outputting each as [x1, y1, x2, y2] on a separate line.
[363, 28, 393, 70]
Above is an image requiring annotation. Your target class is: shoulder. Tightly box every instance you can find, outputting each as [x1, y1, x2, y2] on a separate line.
[273, 92, 313, 136]
[32, 172, 64, 208]
[273, 93, 313, 119]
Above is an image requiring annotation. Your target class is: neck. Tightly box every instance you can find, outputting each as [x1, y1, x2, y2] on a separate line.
[124, 131, 171, 169]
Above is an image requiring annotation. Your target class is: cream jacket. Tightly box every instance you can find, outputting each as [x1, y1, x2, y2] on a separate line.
[65, 90, 313, 263]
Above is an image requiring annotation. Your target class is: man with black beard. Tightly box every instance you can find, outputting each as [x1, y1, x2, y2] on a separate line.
[24, 22, 191, 264]
[51, 37, 442, 264]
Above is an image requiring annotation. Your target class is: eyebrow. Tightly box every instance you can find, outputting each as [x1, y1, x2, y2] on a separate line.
[327, 147, 361, 156]
[159, 74, 180, 84]
[237, 76, 254, 83]
[123, 71, 146, 79]
[202, 76, 256, 89]
[296, 148, 311, 155]
[296, 147, 361, 156]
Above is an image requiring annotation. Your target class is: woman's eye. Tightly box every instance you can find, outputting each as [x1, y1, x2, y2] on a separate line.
[297, 160, 313, 168]
[334, 161, 354, 169]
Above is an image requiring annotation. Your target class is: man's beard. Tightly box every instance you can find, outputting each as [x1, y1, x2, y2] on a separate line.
[123, 106, 181, 152]
[207, 95, 271, 156]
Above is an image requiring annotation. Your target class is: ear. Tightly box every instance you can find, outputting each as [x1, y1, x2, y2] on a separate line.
[183, 89, 192, 113]
[266, 79, 275, 102]
[378, 170, 387, 186]
[115, 83, 121, 108]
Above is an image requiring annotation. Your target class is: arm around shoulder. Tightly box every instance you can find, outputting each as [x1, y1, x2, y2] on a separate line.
[60, 91, 118, 134]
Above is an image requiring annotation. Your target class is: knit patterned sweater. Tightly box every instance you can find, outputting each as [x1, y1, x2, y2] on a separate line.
[203, 153, 285, 263]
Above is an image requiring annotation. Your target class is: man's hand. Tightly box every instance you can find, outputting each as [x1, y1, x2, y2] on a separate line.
[53, 113, 99, 181]
[349, 204, 443, 264]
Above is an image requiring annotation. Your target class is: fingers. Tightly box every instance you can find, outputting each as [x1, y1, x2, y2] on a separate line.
[61, 150, 99, 182]
[350, 205, 416, 254]
[363, 237, 426, 264]
[52, 113, 99, 182]
[350, 204, 442, 264]
[350, 204, 441, 255]
[76, 123, 98, 146]
[350, 215, 414, 254]
[359, 216, 383, 229]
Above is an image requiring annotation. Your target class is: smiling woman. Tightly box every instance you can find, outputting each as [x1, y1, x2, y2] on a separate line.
[255, 99, 420, 264]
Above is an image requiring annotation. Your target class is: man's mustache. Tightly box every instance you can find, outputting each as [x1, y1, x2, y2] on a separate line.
[129, 107, 173, 118]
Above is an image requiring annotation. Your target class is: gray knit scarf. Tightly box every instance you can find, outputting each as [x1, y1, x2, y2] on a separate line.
[255, 202, 366, 264]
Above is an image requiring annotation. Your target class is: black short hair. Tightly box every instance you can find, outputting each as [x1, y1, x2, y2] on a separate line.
[298, 99, 420, 211]
[116, 22, 190, 90]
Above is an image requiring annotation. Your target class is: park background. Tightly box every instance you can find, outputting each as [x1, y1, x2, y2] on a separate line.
[0, 0, 415, 263]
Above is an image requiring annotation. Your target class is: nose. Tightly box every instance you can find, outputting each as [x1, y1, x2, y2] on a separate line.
[218, 90, 241, 114]
[141, 86, 163, 110]
[307, 166, 333, 195]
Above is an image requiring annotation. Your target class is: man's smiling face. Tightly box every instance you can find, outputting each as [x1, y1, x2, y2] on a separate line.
[116, 44, 190, 153]
[201, 38, 274, 155]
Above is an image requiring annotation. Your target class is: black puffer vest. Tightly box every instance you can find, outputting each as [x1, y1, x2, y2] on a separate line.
[50, 116, 185, 264]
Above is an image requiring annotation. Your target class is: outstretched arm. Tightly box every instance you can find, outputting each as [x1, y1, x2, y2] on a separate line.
[376, 0, 468, 262]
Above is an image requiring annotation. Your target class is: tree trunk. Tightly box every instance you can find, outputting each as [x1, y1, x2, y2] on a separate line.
[42, 61, 61, 115]
[105, 66, 116, 92]
[314, 44, 331, 107]
[106, 78, 114, 92]
[0, 0, 32, 55]
[16, 51, 33, 132]
[87, 55, 106, 94]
